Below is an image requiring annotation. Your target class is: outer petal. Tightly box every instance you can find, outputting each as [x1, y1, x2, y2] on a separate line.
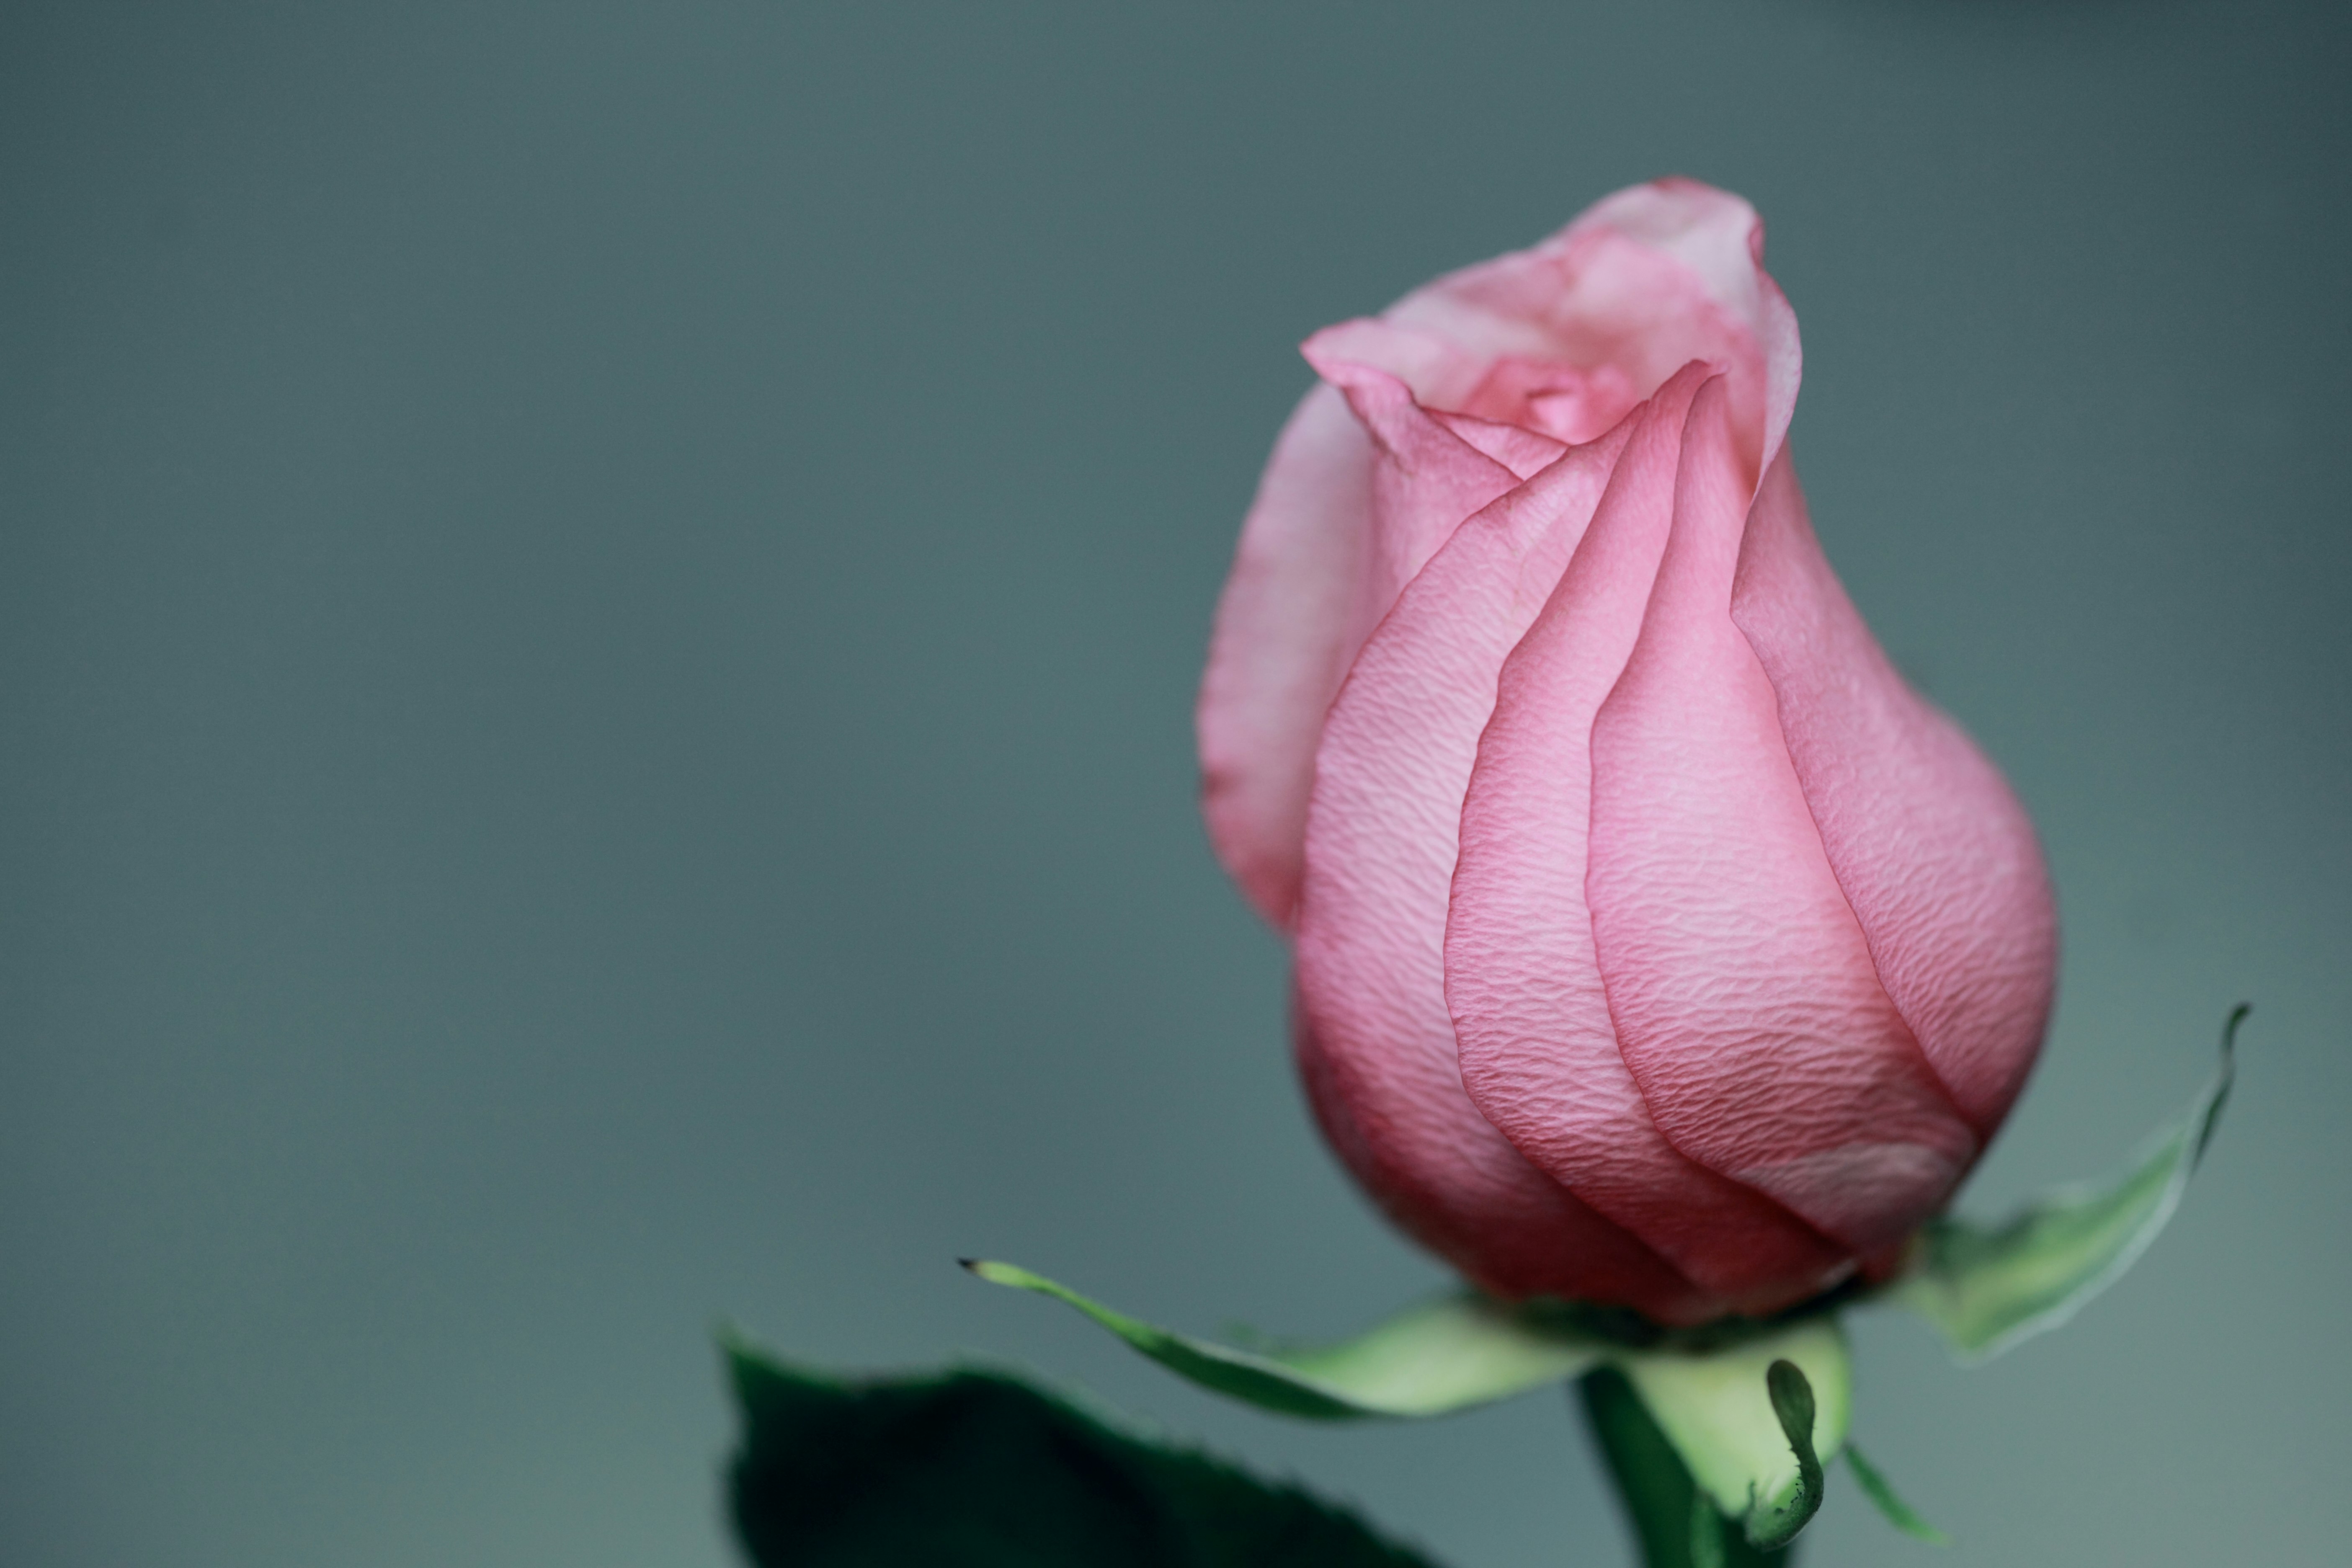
[1198, 359, 1526, 931]
[1198, 383, 1375, 928]
[1292, 413, 1714, 1320]
[1584, 381, 1979, 1256]
[1731, 454, 2056, 1135]
[1198, 178, 1800, 931]
[1448, 367, 1853, 1311]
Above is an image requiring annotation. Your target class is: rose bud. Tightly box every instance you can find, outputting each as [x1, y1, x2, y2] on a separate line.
[1197, 180, 2058, 1326]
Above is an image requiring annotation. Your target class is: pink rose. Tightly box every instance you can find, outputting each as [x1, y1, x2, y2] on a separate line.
[1198, 180, 2058, 1326]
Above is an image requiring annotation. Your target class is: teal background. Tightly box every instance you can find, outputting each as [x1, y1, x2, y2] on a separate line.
[3, 3, 2346, 1564]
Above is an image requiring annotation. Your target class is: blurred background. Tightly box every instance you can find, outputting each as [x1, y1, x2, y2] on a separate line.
[3, 2, 2347, 1564]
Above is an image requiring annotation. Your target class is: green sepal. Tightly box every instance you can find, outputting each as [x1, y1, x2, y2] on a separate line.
[964, 1259, 1606, 1420]
[1841, 1440, 1950, 1545]
[1614, 1320, 1848, 1551]
[1893, 1004, 2245, 1362]
[974, 1260, 1849, 1548]
[721, 1330, 1442, 1567]
[1578, 1367, 1790, 1568]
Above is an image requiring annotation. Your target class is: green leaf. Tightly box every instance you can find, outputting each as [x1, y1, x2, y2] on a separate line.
[964, 1259, 1606, 1420]
[1617, 1317, 1851, 1551]
[722, 1332, 1444, 1568]
[1842, 1441, 1950, 1545]
[1894, 1004, 2246, 1362]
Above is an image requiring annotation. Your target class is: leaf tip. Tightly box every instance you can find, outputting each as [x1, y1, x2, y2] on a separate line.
[1764, 1359, 1815, 1434]
[1745, 1359, 1824, 1551]
[962, 1259, 1033, 1289]
[2197, 1004, 2251, 1166]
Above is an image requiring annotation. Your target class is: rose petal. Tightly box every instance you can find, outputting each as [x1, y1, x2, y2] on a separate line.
[1584, 380, 1978, 1255]
[1453, 356, 1640, 446]
[1449, 366, 1853, 1310]
[1730, 454, 2057, 1135]
[1198, 383, 1375, 928]
[1386, 178, 1792, 485]
[1198, 354, 1528, 931]
[1293, 412, 1713, 1317]
[1301, 349, 1529, 637]
[1430, 409, 1570, 480]
[1564, 179, 1801, 471]
[1199, 180, 1803, 931]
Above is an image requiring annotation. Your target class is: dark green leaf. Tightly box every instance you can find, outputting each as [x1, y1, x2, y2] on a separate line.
[1841, 1441, 1950, 1546]
[723, 1333, 1443, 1568]
[1896, 1005, 2246, 1361]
